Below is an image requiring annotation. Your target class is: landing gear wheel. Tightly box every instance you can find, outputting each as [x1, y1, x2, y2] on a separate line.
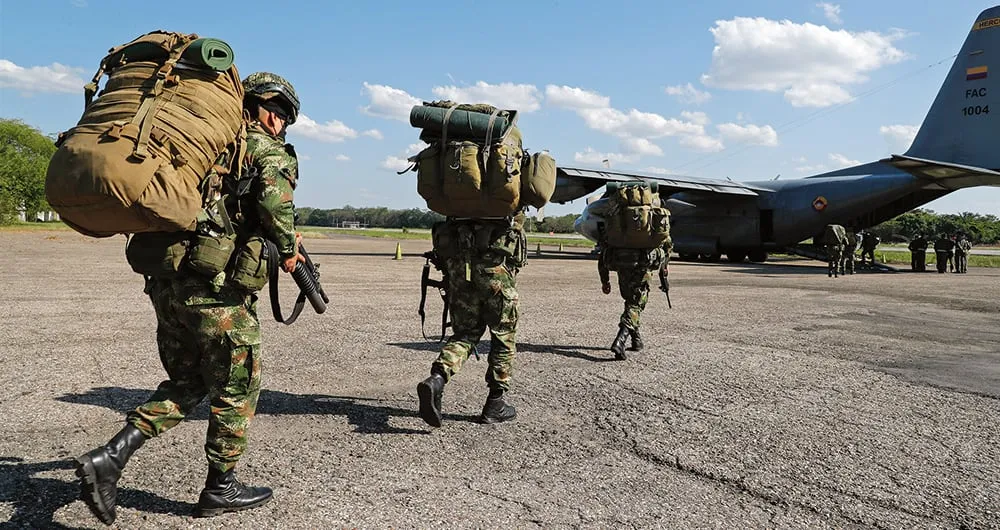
[700, 253, 721, 263]
[726, 251, 747, 263]
[747, 250, 769, 263]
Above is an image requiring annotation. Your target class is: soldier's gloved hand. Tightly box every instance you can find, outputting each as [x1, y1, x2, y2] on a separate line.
[601, 282, 612, 295]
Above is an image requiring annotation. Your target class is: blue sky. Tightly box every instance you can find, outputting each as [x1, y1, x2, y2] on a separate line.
[2, 0, 999, 217]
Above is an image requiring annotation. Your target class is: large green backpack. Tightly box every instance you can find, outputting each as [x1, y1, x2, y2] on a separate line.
[409, 101, 555, 217]
[603, 182, 671, 249]
[822, 224, 847, 246]
[45, 31, 244, 237]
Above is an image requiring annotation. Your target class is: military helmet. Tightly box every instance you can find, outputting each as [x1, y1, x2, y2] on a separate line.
[242, 72, 300, 124]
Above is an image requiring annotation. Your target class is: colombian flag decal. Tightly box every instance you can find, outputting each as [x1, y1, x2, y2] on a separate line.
[967, 66, 988, 80]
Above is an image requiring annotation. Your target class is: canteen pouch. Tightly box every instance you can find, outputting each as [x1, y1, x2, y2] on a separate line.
[228, 236, 268, 291]
[186, 232, 236, 277]
[126, 231, 192, 277]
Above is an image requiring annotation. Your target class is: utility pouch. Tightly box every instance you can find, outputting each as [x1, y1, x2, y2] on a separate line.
[187, 232, 236, 277]
[431, 221, 462, 259]
[126, 231, 192, 277]
[494, 228, 527, 268]
[228, 236, 268, 291]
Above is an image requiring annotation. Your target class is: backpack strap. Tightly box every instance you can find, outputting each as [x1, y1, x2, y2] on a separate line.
[128, 34, 200, 160]
[438, 104, 459, 186]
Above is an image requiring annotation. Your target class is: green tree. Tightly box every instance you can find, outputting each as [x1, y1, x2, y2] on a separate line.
[0, 119, 56, 224]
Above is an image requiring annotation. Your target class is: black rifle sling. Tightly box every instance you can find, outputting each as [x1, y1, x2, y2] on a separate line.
[265, 241, 307, 325]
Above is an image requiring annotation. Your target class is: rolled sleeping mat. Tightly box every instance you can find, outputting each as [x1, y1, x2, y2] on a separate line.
[409, 104, 512, 141]
[108, 37, 235, 71]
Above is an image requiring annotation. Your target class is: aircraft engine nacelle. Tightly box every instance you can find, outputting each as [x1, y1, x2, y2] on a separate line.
[573, 197, 609, 243]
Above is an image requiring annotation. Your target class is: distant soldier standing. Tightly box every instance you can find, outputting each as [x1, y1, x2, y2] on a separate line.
[955, 233, 972, 273]
[841, 229, 858, 275]
[822, 224, 848, 278]
[934, 234, 955, 273]
[76, 72, 304, 523]
[908, 234, 928, 272]
[859, 230, 880, 266]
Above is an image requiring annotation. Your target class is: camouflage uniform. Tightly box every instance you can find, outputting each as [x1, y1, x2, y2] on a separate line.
[598, 246, 669, 332]
[432, 219, 524, 392]
[840, 231, 857, 275]
[909, 236, 928, 271]
[955, 236, 972, 273]
[126, 122, 298, 473]
[822, 224, 847, 278]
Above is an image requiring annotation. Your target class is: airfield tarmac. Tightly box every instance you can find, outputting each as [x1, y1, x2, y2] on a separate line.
[1, 231, 998, 529]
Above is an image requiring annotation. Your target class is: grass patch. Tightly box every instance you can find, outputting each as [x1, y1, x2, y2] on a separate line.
[300, 225, 595, 248]
[874, 249, 1000, 268]
[0, 221, 71, 232]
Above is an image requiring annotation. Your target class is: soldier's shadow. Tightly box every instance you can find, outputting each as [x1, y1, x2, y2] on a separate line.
[386, 340, 613, 363]
[0, 456, 191, 528]
[57, 387, 465, 434]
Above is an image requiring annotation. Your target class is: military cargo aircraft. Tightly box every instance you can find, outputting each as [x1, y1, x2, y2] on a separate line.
[563, 5, 1000, 263]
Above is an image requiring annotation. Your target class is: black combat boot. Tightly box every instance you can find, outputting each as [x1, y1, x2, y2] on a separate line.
[417, 371, 445, 427]
[75, 424, 147, 525]
[195, 467, 273, 517]
[629, 328, 644, 352]
[611, 325, 630, 360]
[479, 389, 517, 424]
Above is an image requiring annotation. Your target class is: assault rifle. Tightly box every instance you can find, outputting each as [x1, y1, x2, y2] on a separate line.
[266, 241, 329, 325]
[419, 250, 451, 341]
[659, 264, 672, 309]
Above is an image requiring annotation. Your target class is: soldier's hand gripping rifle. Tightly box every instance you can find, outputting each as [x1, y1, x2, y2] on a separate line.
[659, 263, 672, 309]
[265, 240, 329, 325]
[419, 250, 451, 341]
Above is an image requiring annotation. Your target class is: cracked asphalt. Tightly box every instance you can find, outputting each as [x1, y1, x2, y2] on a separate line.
[1, 231, 998, 529]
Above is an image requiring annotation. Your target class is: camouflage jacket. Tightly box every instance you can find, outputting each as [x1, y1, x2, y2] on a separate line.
[598, 242, 671, 283]
[956, 239, 972, 254]
[230, 123, 298, 258]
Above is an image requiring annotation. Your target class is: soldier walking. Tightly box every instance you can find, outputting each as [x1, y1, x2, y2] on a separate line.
[859, 230, 880, 267]
[841, 229, 858, 275]
[955, 234, 972, 273]
[76, 73, 304, 524]
[822, 224, 847, 278]
[599, 244, 671, 360]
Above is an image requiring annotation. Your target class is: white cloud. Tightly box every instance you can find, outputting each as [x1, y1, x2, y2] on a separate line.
[361, 82, 421, 121]
[545, 85, 610, 109]
[380, 155, 411, 172]
[680, 110, 710, 126]
[334, 154, 350, 162]
[701, 17, 908, 107]
[817, 3, 843, 25]
[717, 123, 779, 146]
[573, 148, 637, 166]
[405, 142, 426, 156]
[829, 153, 861, 167]
[362, 129, 384, 140]
[577, 107, 705, 139]
[288, 114, 358, 143]
[620, 137, 664, 156]
[665, 83, 712, 105]
[0, 60, 86, 94]
[679, 135, 725, 152]
[431, 81, 541, 112]
[879, 124, 918, 150]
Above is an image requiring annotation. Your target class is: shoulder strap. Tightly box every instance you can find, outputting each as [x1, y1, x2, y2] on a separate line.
[265, 241, 307, 325]
[128, 33, 200, 160]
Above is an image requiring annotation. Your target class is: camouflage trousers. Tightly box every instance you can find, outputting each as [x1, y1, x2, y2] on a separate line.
[126, 275, 262, 473]
[827, 245, 843, 276]
[840, 246, 856, 274]
[617, 267, 652, 331]
[433, 257, 519, 391]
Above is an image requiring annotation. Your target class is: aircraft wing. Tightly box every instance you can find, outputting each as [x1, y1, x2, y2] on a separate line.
[553, 166, 761, 203]
[882, 155, 1000, 190]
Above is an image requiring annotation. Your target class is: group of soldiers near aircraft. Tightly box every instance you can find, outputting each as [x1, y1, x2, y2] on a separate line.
[823, 224, 974, 275]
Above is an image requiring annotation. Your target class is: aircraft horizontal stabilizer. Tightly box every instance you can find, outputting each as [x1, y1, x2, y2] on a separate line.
[882, 154, 1000, 190]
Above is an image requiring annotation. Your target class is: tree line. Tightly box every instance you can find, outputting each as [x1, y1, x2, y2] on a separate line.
[870, 209, 1000, 245]
[297, 206, 582, 233]
[0, 119, 55, 224]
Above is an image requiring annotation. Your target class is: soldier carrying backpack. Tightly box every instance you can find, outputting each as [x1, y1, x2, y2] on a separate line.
[45, 32, 305, 524]
[406, 101, 555, 427]
[593, 182, 673, 360]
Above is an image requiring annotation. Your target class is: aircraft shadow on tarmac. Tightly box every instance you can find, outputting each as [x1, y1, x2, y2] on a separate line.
[56, 387, 480, 435]
[0, 456, 191, 527]
[387, 341, 614, 363]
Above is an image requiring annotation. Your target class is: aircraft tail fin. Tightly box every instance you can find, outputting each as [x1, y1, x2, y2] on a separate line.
[905, 6, 1000, 169]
